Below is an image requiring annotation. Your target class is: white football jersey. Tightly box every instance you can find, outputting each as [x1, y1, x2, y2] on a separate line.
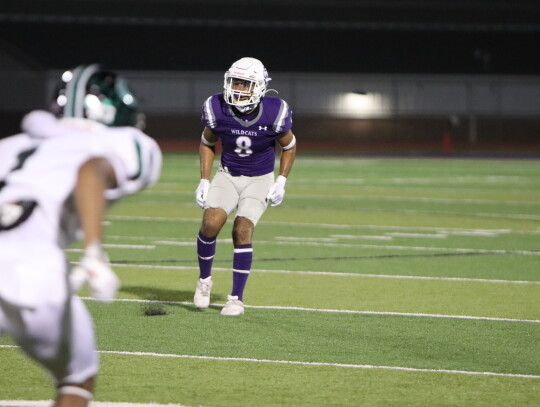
[0, 133, 37, 179]
[0, 111, 60, 179]
[0, 110, 162, 247]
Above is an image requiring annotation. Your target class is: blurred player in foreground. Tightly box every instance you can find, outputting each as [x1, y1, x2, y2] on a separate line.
[0, 64, 162, 406]
[194, 57, 297, 316]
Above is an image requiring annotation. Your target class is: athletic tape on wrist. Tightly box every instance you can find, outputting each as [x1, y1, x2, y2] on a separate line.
[58, 385, 93, 400]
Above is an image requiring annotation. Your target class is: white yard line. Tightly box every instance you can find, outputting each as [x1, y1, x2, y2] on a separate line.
[244, 268, 540, 285]
[96, 236, 540, 257]
[105, 216, 540, 238]
[356, 208, 540, 221]
[331, 234, 394, 240]
[107, 215, 200, 222]
[112, 263, 198, 271]
[110, 262, 540, 285]
[152, 241, 196, 246]
[385, 232, 447, 238]
[274, 236, 339, 242]
[284, 193, 540, 206]
[104, 215, 514, 232]
[100, 350, 540, 379]
[370, 195, 539, 205]
[81, 297, 540, 324]
[255, 240, 540, 256]
[147, 237, 540, 256]
[1, 346, 537, 379]
[67, 244, 156, 254]
[0, 401, 188, 407]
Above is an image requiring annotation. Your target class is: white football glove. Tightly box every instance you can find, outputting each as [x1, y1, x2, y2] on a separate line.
[266, 175, 287, 207]
[70, 241, 120, 303]
[195, 179, 210, 208]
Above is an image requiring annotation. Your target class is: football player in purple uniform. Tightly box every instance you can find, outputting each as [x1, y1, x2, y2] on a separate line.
[193, 57, 297, 316]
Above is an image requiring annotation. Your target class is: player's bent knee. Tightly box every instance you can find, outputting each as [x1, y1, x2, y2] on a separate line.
[201, 208, 228, 236]
[232, 217, 254, 244]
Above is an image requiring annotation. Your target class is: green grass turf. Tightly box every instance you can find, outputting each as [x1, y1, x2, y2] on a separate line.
[2, 348, 537, 407]
[1, 155, 539, 406]
[87, 266, 540, 320]
[89, 302, 540, 376]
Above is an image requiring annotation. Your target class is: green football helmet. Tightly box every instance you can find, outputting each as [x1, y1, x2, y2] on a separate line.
[51, 64, 142, 127]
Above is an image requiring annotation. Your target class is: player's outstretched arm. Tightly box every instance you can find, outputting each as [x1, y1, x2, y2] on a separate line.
[71, 157, 120, 301]
[75, 157, 117, 246]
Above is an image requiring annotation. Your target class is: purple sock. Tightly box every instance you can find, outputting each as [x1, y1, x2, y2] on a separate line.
[231, 244, 252, 301]
[197, 231, 216, 279]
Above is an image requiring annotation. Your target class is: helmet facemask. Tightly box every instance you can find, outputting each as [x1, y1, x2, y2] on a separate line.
[223, 57, 270, 113]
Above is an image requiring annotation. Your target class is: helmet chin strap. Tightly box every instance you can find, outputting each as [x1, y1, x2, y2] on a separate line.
[235, 103, 257, 114]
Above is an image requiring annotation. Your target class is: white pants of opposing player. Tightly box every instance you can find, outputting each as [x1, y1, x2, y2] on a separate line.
[0, 207, 98, 386]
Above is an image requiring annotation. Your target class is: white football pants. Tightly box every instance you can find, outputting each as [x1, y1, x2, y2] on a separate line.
[0, 207, 99, 386]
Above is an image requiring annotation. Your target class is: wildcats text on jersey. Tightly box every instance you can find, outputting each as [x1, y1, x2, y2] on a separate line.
[231, 129, 258, 136]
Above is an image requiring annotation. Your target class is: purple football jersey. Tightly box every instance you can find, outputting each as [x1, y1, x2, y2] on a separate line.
[201, 94, 293, 176]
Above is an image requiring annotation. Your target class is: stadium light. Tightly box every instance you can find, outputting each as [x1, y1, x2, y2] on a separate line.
[335, 91, 385, 117]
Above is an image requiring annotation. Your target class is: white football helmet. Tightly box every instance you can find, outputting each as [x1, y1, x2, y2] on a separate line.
[223, 57, 271, 113]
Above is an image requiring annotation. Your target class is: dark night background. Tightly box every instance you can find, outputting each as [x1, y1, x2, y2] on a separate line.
[1, 0, 539, 75]
[1, 0, 540, 154]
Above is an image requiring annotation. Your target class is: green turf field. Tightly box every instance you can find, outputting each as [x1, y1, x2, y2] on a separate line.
[1, 154, 539, 407]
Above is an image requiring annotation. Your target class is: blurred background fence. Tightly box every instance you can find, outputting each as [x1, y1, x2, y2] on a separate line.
[1, 70, 538, 155]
